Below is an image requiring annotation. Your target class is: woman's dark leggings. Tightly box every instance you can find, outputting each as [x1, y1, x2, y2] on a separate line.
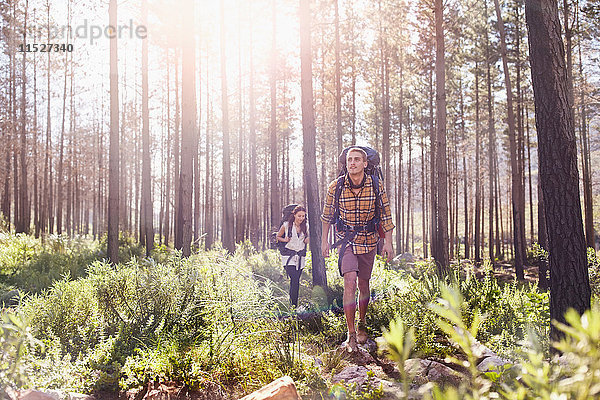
[285, 266, 302, 306]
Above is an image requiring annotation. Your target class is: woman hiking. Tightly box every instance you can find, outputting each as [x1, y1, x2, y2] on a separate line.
[276, 205, 309, 307]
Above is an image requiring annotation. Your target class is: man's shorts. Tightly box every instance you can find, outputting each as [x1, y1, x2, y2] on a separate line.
[340, 246, 376, 280]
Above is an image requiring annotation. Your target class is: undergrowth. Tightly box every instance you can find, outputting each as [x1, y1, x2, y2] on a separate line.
[3, 235, 599, 399]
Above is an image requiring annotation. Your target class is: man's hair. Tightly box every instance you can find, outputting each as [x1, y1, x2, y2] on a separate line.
[346, 147, 367, 162]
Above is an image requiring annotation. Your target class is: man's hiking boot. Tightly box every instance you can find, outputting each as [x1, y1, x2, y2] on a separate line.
[343, 332, 358, 353]
[356, 320, 368, 344]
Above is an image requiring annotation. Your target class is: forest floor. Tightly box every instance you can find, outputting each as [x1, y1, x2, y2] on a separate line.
[86, 264, 541, 400]
[481, 262, 539, 284]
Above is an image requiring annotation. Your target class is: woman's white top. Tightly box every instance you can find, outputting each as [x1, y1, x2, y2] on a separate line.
[280, 221, 308, 269]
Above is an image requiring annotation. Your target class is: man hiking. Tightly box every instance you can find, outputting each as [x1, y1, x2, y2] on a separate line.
[321, 146, 395, 352]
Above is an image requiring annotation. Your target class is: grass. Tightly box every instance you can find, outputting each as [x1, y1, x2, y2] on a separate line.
[3, 232, 600, 399]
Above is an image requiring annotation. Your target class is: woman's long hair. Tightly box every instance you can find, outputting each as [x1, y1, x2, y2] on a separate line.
[287, 205, 308, 238]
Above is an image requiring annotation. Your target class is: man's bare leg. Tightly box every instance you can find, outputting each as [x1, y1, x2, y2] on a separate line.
[343, 271, 358, 351]
[357, 277, 370, 343]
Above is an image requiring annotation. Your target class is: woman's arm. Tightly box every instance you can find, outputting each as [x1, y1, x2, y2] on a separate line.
[276, 224, 290, 242]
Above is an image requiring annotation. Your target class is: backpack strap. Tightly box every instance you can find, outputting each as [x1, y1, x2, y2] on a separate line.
[333, 175, 345, 229]
[372, 170, 382, 223]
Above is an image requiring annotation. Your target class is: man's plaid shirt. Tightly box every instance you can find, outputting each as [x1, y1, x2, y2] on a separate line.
[321, 174, 395, 254]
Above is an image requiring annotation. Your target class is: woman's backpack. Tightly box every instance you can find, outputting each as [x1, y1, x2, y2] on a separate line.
[270, 204, 298, 252]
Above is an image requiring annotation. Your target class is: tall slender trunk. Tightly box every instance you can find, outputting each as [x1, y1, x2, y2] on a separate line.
[405, 109, 412, 253]
[526, 104, 534, 243]
[17, 0, 29, 233]
[204, 52, 214, 249]
[494, 0, 526, 279]
[432, 0, 449, 272]
[577, 12, 594, 250]
[108, 0, 120, 263]
[485, 3, 496, 263]
[67, 48, 74, 236]
[56, 9, 70, 235]
[236, 10, 243, 242]
[220, 0, 235, 252]
[179, 0, 197, 257]
[174, 52, 182, 249]
[334, 0, 342, 155]
[300, 0, 327, 292]
[141, 0, 153, 255]
[269, 0, 280, 231]
[421, 125, 427, 258]
[249, 14, 258, 248]
[32, 9, 39, 236]
[194, 41, 202, 246]
[350, 0, 356, 146]
[11, 1, 18, 232]
[474, 61, 481, 262]
[163, 55, 171, 245]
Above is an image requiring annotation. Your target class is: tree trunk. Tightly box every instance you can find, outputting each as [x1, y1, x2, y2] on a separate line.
[405, 108, 412, 254]
[526, 104, 535, 244]
[249, 15, 258, 248]
[484, 3, 496, 264]
[494, 0, 526, 279]
[56, 16, 69, 235]
[300, 0, 327, 292]
[67, 47, 74, 236]
[179, 0, 197, 257]
[163, 56, 171, 246]
[108, 0, 120, 263]
[538, 178, 549, 290]
[174, 52, 182, 249]
[141, 0, 153, 256]
[334, 0, 342, 155]
[221, 0, 235, 253]
[460, 76, 469, 259]
[205, 52, 214, 249]
[32, 8, 39, 237]
[525, 0, 590, 340]
[17, 0, 29, 233]
[432, 0, 449, 272]
[576, 21, 594, 250]
[269, 0, 280, 232]
[421, 127, 427, 259]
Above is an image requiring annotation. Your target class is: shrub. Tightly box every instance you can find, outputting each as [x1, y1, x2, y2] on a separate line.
[0, 311, 43, 393]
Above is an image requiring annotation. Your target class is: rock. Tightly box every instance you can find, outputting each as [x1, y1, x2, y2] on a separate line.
[404, 358, 463, 387]
[239, 376, 301, 400]
[340, 343, 376, 365]
[333, 370, 425, 400]
[144, 389, 169, 400]
[1, 289, 20, 306]
[556, 353, 576, 368]
[126, 387, 146, 400]
[332, 365, 371, 385]
[4, 387, 19, 400]
[379, 380, 432, 400]
[141, 382, 181, 400]
[470, 340, 498, 362]
[16, 390, 59, 400]
[391, 254, 415, 268]
[399, 253, 415, 262]
[67, 394, 94, 400]
[477, 356, 511, 373]
[363, 337, 378, 354]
